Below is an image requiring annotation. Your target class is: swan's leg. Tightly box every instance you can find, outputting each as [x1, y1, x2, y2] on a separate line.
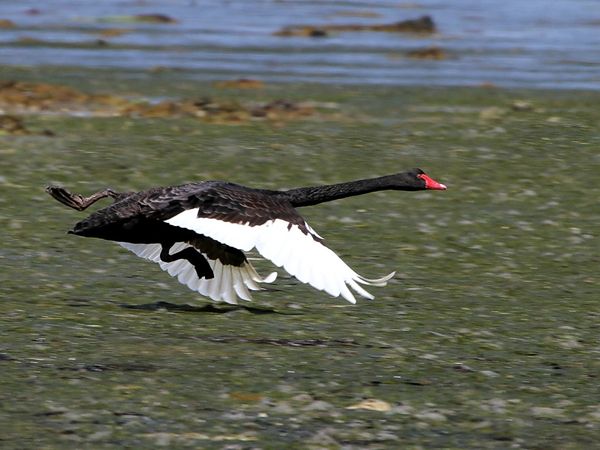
[46, 186, 122, 211]
[160, 243, 215, 279]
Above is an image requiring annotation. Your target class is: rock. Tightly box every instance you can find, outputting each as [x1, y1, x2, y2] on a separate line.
[274, 15, 436, 37]
[346, 398, 392, 412]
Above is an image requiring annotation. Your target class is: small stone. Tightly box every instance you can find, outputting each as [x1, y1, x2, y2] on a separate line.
[306, 427, 339, 446]
[276, 383, 295, 393]
[271, 401, 295, 414]
[558, 336, 582, 349]
[453, 362, 475, 372]
[414, 410, 447, 422]
[587, 409, 600, 421]
[150, 432, 171, 446]
[346, 399, 391, 412]
[511, 100, 533, 111]
[88, 430, 113, 441]
[530, 407, 564, 418]
[291, 393, 313, 403]
[482, 398, 507, 413]
[389, 403, 414, 415]
[480, 370, 500, 378]
[302, 400, 334, 411]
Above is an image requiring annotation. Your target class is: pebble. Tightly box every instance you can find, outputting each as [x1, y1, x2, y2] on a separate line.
[302, 400, 334, 411]
[479, 106, 507, 120]
[291, 393, 313, 403]
[271, 401, 295, 414]
[480, 370, 500, 378]
[511, 100, 533, 111]
[389, 403, 414, 415]
[414, 410, 447, 422]
[87, 430, 113, 441]
[530, 407, 564, 418]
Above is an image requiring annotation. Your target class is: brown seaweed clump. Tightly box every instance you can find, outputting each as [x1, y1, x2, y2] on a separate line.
[214, 79, 264, 89]
[274, 15, 436, 37]
[97, 28, 132, 38]
[0, 80, 128, 114]
[132, 14, 177, 24]
[406, 46, 446, 60]
[0, 19, 15, 28]
[274, 26, 329, 38]
[0, 80, 316, 125]
[119, 98, 251, 123]
[98, 14, 177, 24]
[250, 100, 314, 120]
[0, 115, 29, 135]
[0, 114, 54, 136]
[122, 98, 314, 124]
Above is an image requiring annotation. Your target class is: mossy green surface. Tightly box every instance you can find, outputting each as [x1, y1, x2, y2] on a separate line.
[1, 67, 599, 448]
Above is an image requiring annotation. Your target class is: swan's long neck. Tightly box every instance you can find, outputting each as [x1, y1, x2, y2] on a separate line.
[282, 174, 418, 208]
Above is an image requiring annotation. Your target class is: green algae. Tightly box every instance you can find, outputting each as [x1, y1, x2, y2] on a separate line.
[1, 68, 599, 448]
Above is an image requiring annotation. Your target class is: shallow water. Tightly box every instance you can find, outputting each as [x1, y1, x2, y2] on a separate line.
[1, 74, 600, 447]
[1, 0, 600, 89]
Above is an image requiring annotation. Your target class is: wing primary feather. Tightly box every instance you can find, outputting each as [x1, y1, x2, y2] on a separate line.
[231, 269, 253, 301]
[356, 271, 396, 286]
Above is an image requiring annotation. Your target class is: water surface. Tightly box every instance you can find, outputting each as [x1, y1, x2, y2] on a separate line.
[1, 0, 599, 89]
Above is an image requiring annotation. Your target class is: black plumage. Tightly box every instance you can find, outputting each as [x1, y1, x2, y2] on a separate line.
[47, 168, 446, 303]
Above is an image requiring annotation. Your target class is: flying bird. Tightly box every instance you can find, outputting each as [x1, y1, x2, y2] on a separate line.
[47, 168, 446, 304]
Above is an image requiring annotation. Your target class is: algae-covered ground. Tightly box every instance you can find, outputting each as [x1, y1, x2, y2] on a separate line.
[1, 67, 599, 449]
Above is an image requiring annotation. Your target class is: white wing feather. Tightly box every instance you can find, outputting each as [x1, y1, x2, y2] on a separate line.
[117, 242, 276, 304]
[165, 210, 394, 303]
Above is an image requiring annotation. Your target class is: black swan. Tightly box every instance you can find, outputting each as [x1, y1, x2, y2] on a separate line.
[46, 168, 446, 304]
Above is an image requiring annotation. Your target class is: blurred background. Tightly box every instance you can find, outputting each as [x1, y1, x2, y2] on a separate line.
[1, 0, 599, 89]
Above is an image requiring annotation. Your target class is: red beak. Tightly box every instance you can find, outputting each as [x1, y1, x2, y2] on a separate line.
[418, 173, 447, 190]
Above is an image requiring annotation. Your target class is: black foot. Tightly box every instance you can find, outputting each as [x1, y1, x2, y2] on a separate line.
[160, 243, 214, 279]
[46, 186, 121, 211]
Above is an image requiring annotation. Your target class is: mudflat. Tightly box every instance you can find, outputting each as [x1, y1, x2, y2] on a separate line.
[1, 66, 599, 448]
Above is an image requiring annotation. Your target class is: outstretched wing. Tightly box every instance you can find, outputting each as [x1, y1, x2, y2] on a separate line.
[162, 183, 394, 303]
[118, 241, 276, 304]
